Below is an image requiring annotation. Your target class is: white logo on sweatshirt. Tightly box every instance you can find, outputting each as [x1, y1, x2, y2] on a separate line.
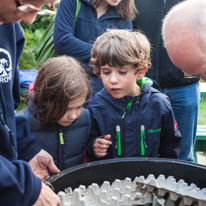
[0, 48, 12, 83]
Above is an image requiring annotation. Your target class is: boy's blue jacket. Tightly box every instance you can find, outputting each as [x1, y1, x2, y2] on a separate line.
[86, 82, 182, 160]
[0, 23, 41, 205]
[54, 0, 133, 76]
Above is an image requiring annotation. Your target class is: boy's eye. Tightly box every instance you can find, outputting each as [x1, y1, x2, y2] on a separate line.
[103, 71, 110, 75]
[119, 71, 127, 75]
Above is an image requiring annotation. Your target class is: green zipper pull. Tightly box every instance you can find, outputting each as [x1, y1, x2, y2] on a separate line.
[127, 96, 135, 110]
[141, 125, 145, 156]
[59, 132, 64, 145]
[116, 125, 121, 155]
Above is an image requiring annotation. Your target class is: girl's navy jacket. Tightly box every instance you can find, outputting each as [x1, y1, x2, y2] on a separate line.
[16, 105, 92, 171]
[86, 82, 182, 160]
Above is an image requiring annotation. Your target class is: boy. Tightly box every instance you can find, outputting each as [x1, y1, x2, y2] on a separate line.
[86, 29, 182, 160]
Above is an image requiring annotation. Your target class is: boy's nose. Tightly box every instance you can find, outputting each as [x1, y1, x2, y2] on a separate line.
[110, 74, 118, 84]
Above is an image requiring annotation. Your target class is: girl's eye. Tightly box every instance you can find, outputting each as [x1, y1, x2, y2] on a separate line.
[77, 105, 83, 110]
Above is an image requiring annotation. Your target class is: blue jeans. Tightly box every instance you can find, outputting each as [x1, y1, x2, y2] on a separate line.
[161, 81, 200, 162]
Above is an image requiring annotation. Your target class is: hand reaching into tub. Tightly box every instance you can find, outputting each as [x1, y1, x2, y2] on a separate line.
[94, 135, 112, 157]
[33, 182, 61, 206]
[29, 150, 60, 181]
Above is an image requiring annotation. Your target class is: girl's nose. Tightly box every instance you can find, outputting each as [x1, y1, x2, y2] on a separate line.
[68, 110, 77, 120]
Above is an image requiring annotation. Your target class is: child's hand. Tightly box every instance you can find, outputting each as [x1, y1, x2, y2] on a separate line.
[94, 135, 112, 157]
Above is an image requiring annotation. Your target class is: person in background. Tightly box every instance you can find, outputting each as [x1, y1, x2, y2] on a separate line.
[54, 0, 137, 94]
[162, 0, 206, 82]
[0, 0, 62, 205]
[86, 29, 181, 161]
[16, 56, 92, 171]
[132, 0, 200, 162]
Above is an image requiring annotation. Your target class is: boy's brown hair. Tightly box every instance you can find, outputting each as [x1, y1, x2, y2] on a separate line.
[33, 56, 91, 123]
[90, 29, 151, 76]
[92, 0, 137, 20]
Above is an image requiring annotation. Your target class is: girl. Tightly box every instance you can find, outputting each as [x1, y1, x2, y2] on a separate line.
[54, 0, 137, 94]
[16, 56, 92, 171]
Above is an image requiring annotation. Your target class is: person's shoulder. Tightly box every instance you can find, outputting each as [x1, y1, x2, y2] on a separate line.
[80, 107, 91, 120]
[149, 88, 171, 107]
[88, 89, 111, 108]
[15, 107, 30, 118]
[73, 107, 92, 125]
[15, 107, 42, 129]
[87, 94, 102, 109]
[0, 22, 23, 36]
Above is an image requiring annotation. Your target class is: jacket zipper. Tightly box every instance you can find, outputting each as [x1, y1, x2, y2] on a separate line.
[0, 83, 17, 152]
[59, 127, 64, 170]
[122, 96, 135, 119]
[164, 0, 166, 15]
[141, 125, 146, 156]
[122, 97, 147, 156]
[119, 97, 136, 155]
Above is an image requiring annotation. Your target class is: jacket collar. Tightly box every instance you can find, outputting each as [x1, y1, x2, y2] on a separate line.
[97, 82, 159, 112]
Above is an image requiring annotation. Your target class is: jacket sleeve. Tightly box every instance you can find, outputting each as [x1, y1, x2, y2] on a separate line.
[14, 23, 41, 162]
[16, 115, 41, 162]
[86, 105, 112, 161]
[53, 0, 93, 62]
[0, 155, 41, 206]
[86, 111, 101, 160]
[13, 23, 25, 110]
[158, 98, 182, 159]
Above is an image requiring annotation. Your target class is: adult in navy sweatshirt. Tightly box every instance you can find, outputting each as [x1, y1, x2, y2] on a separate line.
[0, 0, 61, 205]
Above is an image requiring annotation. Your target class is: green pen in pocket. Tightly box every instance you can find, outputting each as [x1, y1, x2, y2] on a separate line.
[116, 125, 121, 155]
[141, 125, 145, 156]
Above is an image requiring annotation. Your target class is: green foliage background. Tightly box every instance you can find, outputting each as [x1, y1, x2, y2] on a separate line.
[19, 5, 57, 71]
[18, 7, 56, 111]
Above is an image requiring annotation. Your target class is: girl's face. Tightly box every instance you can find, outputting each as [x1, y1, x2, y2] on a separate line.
[56, 95, 86, 127]
[105, 0, 122, 7]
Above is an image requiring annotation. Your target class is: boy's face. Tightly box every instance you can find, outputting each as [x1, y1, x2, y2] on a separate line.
[57, 95, 86, 127]
[100, 64, 143, 99]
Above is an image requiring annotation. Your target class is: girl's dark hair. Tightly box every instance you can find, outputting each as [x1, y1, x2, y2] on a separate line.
[33, 56, 91, 123]
[92, 0, 138, 20]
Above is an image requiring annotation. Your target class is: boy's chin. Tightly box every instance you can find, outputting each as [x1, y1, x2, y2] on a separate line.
[109, 92, 124, 99]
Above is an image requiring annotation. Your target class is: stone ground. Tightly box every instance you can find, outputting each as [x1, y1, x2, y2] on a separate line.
[197, 152, 206, 166]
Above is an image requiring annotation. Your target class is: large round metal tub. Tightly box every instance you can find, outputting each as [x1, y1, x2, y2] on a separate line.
[46, 157, 206, 193]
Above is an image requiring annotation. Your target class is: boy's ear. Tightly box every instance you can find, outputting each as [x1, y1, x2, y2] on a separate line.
[136, 67, 147, 81]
